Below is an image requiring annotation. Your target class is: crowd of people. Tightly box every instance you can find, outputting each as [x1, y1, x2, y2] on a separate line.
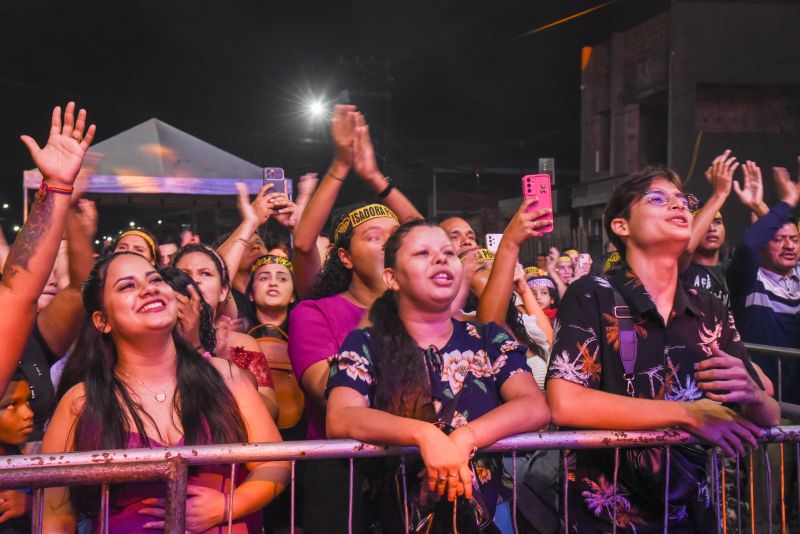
[0, 101, 795, 533]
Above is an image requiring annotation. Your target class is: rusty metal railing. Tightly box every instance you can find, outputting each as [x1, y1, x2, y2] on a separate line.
[2, 426, 800, 533]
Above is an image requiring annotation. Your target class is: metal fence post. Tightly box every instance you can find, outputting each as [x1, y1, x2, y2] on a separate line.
[164, 457, 188, 534]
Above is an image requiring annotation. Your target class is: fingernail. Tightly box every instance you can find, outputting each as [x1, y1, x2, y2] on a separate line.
[693, 363, 699, 369]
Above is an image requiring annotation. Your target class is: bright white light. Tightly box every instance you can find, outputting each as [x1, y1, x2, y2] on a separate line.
[94, 240, 100, 245]
[13, 225, 20, 232]
[308, 100, 325, 118]
[2, 204, 8, 209]
[129, 221, 135, 228]
[157, 219, 162, 225]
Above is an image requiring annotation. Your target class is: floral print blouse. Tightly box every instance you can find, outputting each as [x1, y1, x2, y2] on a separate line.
[546, 268, 763, 533]
[327, 319, 532, 515]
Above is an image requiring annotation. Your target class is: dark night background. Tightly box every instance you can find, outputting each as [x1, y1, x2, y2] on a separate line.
[2, 1, 671, 239]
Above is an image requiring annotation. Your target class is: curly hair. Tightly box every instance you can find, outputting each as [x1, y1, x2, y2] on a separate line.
[367, 219, 442, 420]
[160, 267, 217, 353]
[307, 217, 353, 299]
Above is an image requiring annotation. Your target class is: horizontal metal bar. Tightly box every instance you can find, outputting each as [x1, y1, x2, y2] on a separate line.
[0, 461, 174, 490]
[744, 343, 800, 358]
[3, 427, 799, 476]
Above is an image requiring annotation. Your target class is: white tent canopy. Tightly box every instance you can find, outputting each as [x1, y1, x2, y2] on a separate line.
[23, 118, 266, 217]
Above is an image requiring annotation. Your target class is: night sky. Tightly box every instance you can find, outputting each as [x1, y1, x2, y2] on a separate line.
[1, 0, 669, 239]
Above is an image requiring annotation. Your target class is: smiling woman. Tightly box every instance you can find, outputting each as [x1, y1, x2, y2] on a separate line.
[40, 252, 289, 533]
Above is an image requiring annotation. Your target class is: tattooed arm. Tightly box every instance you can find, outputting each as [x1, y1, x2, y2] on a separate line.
[0, 103, 95, 392]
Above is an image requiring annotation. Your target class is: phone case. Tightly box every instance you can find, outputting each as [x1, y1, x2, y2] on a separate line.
[522, 174, 554, 233]
[485, 234, 503, 253]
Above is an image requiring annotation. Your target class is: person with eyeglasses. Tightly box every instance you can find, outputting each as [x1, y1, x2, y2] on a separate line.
[546, 166, 779, 532]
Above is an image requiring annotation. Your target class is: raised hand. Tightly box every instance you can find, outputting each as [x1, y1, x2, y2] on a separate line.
[733, 160, 766, 212]
[352, 114, 382, 182]
[265, 192, 297, 229]
[69, 199, 98, 241]
[176, 285, 203, 349]
[235, 182, 270, 228]
[331, 105, 358, 168]
[773, 165, 800, 208]
[503, 198, 551, 247]
[704, 149, 738, 197]
[20, 102, 96, 187]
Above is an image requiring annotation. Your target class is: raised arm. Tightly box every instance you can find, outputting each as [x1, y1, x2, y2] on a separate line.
[476, 198, 550, 324]
[733, 160, 770, 220]
[683, 150, 737, 264]
[216, 183, 275, 318]
[352, 114, 423, 224]
[0, 103, 95, 391]
[37, 199, 97, 357]
[292, 105, 357, 298]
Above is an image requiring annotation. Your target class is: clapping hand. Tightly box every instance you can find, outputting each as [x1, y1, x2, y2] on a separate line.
[20, 102, 96, 187]
[704, 149, 739, 197]
[733, 160, 767, 213]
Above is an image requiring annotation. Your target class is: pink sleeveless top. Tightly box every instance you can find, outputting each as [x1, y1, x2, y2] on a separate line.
[92, 433, 261, 533]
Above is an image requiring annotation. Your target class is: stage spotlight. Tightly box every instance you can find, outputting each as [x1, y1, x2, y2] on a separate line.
[308, 100, 325, 119]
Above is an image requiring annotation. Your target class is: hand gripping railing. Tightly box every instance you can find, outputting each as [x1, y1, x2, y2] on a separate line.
[2, 426, 800, 534]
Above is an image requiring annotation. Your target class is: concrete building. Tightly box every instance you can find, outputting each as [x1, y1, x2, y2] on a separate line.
[573, 1, 800, 254]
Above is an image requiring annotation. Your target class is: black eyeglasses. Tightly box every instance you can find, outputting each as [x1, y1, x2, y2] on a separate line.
[643, 189, 699, 211]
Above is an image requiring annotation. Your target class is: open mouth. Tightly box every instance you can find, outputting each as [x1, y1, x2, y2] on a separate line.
[138, 299, 166, 313]
[266, 289, 281, 297]
[431, 270, 454, 285]
[667, 214, 689, 226]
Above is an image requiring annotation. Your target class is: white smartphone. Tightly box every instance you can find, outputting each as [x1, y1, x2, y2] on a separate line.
[485, 234, 503, 254]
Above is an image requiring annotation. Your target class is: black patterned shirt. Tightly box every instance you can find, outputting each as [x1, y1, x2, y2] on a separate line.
[546, 267, 761, 532]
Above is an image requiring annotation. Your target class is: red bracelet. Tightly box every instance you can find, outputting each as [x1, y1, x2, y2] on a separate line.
[36, 182, 74, 201]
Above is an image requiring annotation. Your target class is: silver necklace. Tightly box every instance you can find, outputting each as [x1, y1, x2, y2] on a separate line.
[116, 368, 174, 403]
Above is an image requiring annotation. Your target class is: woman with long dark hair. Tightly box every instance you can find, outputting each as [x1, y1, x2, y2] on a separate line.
[327, 220, 550, 532]
[41, 252, 288, 533]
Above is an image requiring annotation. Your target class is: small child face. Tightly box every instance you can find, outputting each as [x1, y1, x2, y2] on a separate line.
[0, 380, 34, 446]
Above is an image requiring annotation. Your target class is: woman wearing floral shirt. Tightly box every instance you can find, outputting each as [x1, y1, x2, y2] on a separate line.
[546, 167, 779, 532]
[326, 220, 549, 530]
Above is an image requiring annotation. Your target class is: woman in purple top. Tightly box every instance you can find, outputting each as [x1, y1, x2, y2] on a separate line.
[41, 252, 289, 533]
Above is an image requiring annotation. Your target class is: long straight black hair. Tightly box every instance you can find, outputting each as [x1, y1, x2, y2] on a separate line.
[66, 253, 247, 517]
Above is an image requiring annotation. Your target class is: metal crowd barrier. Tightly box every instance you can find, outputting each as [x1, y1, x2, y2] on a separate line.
[2, 427, 800, 534]
[744, 343, 800, 406]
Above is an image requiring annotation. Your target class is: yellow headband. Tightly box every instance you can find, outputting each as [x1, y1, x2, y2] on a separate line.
[564, 249, 579, 256]
[473, 248, 495, 263]
[120, 230, 157, 258]
[604, 251, 621, 272]
[251, 255, 294, 274]
[333, 203, 398, 243]
[692, 209, 723, 220]
[556, 256, 572, 265]
[524, 266, 541, 276]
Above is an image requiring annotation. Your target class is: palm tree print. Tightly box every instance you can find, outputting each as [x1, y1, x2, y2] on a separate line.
[697, 317, 723, 356]
[603, 313, 648, 350]
[581, 476, 644, 531]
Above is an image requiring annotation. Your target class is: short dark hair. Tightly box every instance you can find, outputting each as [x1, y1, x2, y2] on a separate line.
[603, 166, 683, 254]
